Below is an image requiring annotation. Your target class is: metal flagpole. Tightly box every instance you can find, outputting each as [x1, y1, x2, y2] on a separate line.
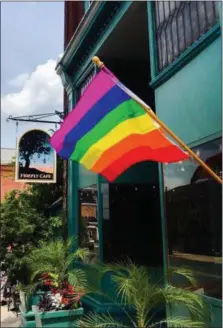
[92, 56, 222, 185]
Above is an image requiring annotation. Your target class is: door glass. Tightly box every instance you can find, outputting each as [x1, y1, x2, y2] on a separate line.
[78, 186, 99, 264]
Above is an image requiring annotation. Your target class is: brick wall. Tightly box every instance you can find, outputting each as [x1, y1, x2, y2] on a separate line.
[1, 165, 26, 202]
[64, 1, 84, 49]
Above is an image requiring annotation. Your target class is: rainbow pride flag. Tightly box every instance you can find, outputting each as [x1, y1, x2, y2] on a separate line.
[50, 67, 189, 181]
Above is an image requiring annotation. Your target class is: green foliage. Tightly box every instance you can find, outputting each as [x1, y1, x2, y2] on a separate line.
[79, 260, 211, 328]
[0, 154, 64, 285]
[24, 238, 91, 294]
[0, 189, 63, 284]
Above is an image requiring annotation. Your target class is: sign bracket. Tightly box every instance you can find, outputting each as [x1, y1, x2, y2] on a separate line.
[6, 111, 64, 125]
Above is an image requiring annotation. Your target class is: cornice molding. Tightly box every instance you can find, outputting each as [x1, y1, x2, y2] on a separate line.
[56, 1, 102, 72]
[56, 64, 73, 94]
[56, 1, 130, 83]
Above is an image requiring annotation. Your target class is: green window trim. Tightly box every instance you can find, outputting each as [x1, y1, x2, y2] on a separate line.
[97, 175, 103, 263]
[75, 62, 96, 91]
[150, 23, 220, 89]
[67, 90, 79, 252]
[84, 1, 93, 14]
[147, 1, 221, 89]
[187, 131, 222, 149]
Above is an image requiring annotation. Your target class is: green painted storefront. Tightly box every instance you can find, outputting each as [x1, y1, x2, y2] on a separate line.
[57, 1, 222, 326]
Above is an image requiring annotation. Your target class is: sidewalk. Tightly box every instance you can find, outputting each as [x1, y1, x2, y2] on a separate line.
[1, 305, 21, 327]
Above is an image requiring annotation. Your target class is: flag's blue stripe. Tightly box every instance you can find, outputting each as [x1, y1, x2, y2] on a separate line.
[58, 85, 130, 159]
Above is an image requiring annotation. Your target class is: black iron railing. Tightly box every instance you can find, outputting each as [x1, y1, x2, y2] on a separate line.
[154, 1, 219, 72]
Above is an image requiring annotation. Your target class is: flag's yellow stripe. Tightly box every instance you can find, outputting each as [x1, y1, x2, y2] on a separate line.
[80, 113, 158, 169]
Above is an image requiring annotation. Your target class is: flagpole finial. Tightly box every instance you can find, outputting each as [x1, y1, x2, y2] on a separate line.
[92, 56, 104, 69]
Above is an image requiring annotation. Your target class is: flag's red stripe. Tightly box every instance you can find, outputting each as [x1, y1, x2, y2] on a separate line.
[99, 145, 188, 182]
[92, 129, 187, 173]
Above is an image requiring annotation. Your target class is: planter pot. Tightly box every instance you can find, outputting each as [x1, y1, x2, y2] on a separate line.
[33, 306, 84, 328]
[28, 291, 46, 309]
[19, 291, 46, 328]
[19, 290, 46, 311]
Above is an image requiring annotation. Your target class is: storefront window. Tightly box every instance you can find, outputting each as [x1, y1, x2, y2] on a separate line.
[78, 186, 99, 264]
[164, 138, 222, 299]
[77, 69, 99, 264]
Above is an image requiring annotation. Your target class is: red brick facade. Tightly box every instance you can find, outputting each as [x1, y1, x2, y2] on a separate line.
[1, 164, 26, 202]
[64, 1, 84, 49]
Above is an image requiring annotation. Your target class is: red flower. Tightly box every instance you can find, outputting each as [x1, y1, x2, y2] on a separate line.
[41, 273, 49, 279]
[50, 288, 59, 295]
[62, 281, 68, 288]
[67, 284, 75, 293]
[62, 297, 69, 305]
[43, 279, 53, 286]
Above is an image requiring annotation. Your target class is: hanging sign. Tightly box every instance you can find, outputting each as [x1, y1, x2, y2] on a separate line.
[16, 129, 57, 183]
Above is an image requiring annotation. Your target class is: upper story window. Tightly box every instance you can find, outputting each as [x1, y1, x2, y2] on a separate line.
[154, 1, 219, 72]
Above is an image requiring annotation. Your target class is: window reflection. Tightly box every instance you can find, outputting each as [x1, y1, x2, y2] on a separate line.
[164, 138, 222, 299]
[78, 186, 99, 264]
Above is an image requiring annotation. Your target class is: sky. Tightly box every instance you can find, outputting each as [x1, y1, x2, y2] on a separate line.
[1, 1, 64, 149]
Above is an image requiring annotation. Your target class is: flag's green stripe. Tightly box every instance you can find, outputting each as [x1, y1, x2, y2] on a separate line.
[70, 98, 145, 161]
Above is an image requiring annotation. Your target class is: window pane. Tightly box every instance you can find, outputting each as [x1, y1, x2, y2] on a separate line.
[78, 187, 99, 264]
[154, 1, 219, 72]
[164, 138, 222, 299]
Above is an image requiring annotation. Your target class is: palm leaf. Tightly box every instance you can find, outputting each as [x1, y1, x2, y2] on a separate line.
[98, 261, 210, 328]
[150, 317, 206, 328]
[154, 284, 211, 323]
[23, 281, 42, 297]
[168, 266, 198, 287]
[73, 248, 91, 262]
[78, 312, 128, 328]
[68, 269, 88, 289]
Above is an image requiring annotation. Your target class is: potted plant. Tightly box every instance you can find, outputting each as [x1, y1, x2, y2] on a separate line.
[79, 260, 211, 328]
[25, 238, 90, 328]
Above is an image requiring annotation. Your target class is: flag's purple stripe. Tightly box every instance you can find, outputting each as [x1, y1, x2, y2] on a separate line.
[58, 85, 130, 159]
[50, 70, 116, 151]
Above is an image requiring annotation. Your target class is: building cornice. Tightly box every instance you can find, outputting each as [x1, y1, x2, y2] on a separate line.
[56, 1, 102, 74]
[57, 64, 73, 94]
[56, 1, 131, 86]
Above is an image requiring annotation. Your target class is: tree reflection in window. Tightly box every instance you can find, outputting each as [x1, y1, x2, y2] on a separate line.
[164, 138, 222, 299]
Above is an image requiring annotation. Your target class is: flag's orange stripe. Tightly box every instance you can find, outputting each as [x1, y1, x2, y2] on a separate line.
[92, 129, 174, 172]
[100, 145, 189, 182]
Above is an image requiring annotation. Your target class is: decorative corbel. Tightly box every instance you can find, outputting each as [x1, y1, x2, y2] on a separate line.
[56, 63, 73, 94]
